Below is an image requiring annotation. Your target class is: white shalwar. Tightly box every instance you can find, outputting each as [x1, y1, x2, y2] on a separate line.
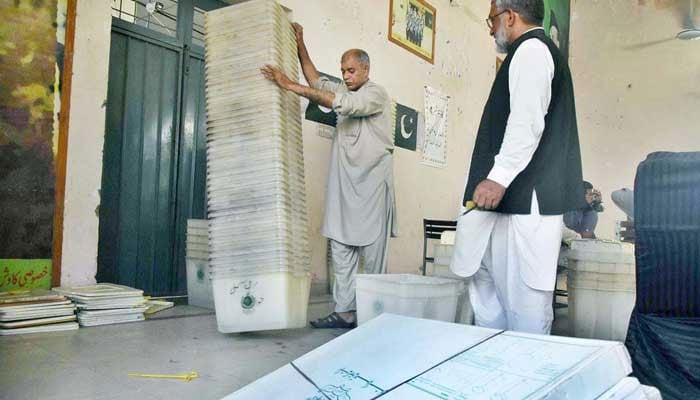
[450, 30, 563, 334]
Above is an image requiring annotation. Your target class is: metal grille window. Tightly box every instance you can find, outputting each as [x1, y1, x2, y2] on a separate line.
[111, 0, 179, 38]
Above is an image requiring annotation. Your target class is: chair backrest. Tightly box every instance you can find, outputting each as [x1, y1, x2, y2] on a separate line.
[423, 219, 457, 240]
[422, 219, 457, 275]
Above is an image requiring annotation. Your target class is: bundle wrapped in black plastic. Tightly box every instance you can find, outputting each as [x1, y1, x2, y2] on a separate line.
[633, 151, 700, 316]
[626, 151, 700, 399]
[626, 312, 700, 400]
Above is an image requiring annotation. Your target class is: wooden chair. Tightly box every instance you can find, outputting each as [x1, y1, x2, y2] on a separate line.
[422, 219, 457, 275]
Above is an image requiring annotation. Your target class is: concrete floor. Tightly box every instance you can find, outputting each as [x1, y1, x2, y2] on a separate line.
[0, 300, 342, 400]
[0, 296, 570, 400]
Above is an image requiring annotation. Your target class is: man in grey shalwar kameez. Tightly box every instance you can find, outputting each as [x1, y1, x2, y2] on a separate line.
[261, 23, 396, 328]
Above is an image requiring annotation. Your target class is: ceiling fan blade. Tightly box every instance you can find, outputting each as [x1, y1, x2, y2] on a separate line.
[677, 28, 700, 39]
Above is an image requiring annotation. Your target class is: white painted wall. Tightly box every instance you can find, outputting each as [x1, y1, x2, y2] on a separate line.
[569, 0, 700, 239]
[269, 0, 700, 283]
[276, 0, 495, 284]
[59, 0, 112, 285]
[61, 0, 497, 287]
[67, 0, 700, 289]
[280, 0, 700, 285]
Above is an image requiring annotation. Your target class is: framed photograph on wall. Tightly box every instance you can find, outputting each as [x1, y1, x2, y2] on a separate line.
[388, 0, 436, 64]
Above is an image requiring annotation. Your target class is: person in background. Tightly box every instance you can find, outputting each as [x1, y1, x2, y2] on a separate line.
[564, 181, 603, 239]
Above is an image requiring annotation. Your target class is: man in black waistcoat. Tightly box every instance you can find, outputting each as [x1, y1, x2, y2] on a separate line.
[448, 0, 584, 334]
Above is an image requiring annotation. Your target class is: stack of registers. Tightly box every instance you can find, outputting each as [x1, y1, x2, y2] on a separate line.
[53, 283, 147, 327]
[203, 0, 312, 333]
[0, 289, 78, 335]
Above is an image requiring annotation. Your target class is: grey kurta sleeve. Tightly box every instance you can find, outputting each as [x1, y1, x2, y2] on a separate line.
[312, 76, 343, 93]
[332, 85, 386, 117]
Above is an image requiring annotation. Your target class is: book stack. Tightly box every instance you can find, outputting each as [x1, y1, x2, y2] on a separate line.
[53, 283, 148, 327]
[0, 289, 78, 335]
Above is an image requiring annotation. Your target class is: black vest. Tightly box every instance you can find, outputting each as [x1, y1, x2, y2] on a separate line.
[463, 29, 584, 215]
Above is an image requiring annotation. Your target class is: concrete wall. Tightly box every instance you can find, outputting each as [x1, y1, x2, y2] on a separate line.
[59, 0, 112, 285]
[569, 0, 700, 238]
[276, 0, 496, 285]
[62, 0, 700, 288]
[61, 0, 496, 287]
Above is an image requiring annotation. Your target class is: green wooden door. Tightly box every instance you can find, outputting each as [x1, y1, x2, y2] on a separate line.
[98, 0, 223, 296]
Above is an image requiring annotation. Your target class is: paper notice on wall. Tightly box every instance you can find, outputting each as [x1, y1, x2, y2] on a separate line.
[421, 86, 448, 168]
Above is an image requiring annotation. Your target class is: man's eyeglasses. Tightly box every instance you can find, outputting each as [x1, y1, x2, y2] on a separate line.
[486, 9, 509, 29]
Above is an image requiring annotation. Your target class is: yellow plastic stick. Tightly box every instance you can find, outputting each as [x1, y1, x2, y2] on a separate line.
[128, 371, 199, 382]
[460, 200, 478, 217]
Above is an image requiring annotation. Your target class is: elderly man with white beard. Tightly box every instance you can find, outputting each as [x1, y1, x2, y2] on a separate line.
[449, 0, 584, 334]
